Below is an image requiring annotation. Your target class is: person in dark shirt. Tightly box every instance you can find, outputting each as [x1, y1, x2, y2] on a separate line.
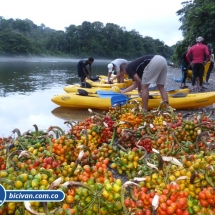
[77, 57, 94, 82]
[180, 46, 191, 88]
[205, 44, 214, 84]
[120, 55, 169, 111]
[186, 37, 210, 92]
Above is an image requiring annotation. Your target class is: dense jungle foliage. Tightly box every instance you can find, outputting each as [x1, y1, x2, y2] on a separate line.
[0, 17, 173, 60]
[0, 0, 214, 63]
[172, 0, 215, 65]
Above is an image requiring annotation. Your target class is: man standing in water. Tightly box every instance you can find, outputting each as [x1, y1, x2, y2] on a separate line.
[120, 55, 169, 112]
[77, 57, 94, 82]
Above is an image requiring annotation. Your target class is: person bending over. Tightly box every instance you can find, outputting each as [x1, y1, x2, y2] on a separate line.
[107, 59, 128, 83]
[120, 55, 169, 112]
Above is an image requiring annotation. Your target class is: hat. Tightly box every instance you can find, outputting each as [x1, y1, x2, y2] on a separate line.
[107, 63, 113, 72]
[196, 36, 204, 43]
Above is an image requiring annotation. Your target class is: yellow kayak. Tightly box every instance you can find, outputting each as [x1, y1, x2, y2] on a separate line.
[64, 83, 190, 94]
[51, 91, 215, 110]
[85, 78, 133, 88]
[63, 86, 189, 95]
[64, 76, 133, 92]
[187, 61, 211, 82]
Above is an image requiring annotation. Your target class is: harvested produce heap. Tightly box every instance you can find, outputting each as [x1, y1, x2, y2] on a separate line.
[1, 105, 215, 215]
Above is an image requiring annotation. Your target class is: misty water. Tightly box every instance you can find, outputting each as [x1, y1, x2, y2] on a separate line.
[0, 57, 110, 137]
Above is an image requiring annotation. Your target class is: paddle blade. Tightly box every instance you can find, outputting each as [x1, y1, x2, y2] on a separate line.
[111, 95, 130, 106]
[97, 90, 120, 98]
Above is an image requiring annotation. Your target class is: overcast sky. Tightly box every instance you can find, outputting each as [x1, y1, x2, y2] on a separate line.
[1, 0, 185, 46]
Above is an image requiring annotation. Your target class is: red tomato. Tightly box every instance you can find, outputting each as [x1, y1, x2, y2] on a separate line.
[205, 189, 213, 199]
[52, 161, 59, 168]
[135, 209, 144, 215]
[175, 208, 184, 215]
[131, 200, 136, 208]
[159, 195, 168, 203]
[166, 199, 173, 206]
[139, 192, 146, 201]
[166, 206, 175, 214]
[177, 197, 186, 209]
[136, 200, 144, 209]
[170, 195, 178, 202]
[163, 188, 169, 195]
[182, 210, 190, 215]
[124, 198, 131, 207]
[159, 203, 167, 211]
[200, 199, 209, 207]
[158, 208, 167, 215]
[145, 209, 152, 215]
[171, 202, 178, 211]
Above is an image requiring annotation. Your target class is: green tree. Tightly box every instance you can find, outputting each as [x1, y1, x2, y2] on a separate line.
[0, 30, 34, 55]
[172, 0, 215, 64]
[0, 17, 174, 59]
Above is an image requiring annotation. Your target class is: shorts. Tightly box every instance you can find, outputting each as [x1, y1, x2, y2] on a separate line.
[141, 55, 167, 85]
[78, 67, 89, 78]
[192, 63, 204, 78]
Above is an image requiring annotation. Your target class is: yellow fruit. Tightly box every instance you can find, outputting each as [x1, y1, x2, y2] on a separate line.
[180, 168, 187, 176]
[28, 146, 34, 152]
[33, 149, 38, 155]
[31, 179, 39, 188]
[188, 184, 195, 191]
[174, 171, 181, 177]
[146, 182, 151, 188]
[34, 173, 42, 182]
[171, 165, 177, 171]
[40, 179, 48, 186]
[180, 183, 185, 190]
[111, 86, 120, 93]
[159, 183, 166, 189]
[184, 188, 190, 193]
[7, 202, 16, 212]
[14, 180, 23, 189]
[0, 171, 8, 177]
[169, 175, 176, 182]
[195, 187, 201, 194]
[189, 191, 196, 198]
[186, 171, 192, 178]
[102, 189, 109, 199]
[18, 173, 28, 182]
[152, 173, 159, 180]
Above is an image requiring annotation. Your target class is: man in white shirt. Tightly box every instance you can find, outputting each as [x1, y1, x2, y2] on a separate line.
[107, 59, 128, 83]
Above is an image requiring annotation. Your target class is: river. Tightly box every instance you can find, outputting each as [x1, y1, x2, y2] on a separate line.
[0, 57, 110, 137]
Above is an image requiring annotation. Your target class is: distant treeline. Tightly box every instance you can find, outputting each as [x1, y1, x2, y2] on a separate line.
[0, 17, 174, 60]
[172, 0, 215, 65]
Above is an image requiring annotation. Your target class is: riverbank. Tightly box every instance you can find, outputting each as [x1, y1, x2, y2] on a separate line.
[166, 66, 215, 117]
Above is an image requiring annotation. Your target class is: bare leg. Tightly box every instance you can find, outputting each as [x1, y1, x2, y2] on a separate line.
[157, 84, 169, 107]
[141, 84, 150, 111]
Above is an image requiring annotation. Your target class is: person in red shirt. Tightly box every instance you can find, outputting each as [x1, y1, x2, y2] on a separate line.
[186, 36, 210, 92]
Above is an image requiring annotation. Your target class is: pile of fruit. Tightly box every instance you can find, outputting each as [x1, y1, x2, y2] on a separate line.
[1, 104, 215, 215]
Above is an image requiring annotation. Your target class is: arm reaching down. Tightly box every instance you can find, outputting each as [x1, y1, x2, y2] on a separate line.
[121, 74, 141, 93]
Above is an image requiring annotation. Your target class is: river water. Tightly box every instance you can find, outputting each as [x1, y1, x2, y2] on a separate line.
[0, 57, 110, 137]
